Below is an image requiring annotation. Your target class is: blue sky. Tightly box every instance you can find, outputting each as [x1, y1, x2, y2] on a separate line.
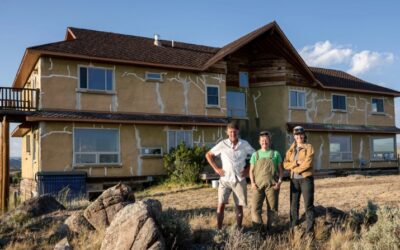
[1, 0, 400, 156]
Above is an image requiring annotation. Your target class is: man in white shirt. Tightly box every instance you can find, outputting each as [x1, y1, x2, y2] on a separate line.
[206, 122, 255, 230]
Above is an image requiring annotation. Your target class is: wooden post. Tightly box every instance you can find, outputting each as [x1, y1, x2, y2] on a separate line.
[0, 116, 9, 213]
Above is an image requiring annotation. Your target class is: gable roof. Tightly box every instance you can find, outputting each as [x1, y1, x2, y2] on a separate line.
[311, 67, 400, 96]
[12, 22, 399, 97]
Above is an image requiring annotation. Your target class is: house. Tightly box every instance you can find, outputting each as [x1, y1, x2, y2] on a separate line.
[1, 21, 399, 200]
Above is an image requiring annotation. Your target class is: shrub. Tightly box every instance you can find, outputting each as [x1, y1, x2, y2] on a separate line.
[158, 208, 191, 249]
[163, 143, 208, 184]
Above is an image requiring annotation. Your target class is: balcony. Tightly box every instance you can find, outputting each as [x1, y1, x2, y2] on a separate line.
[0, 87, 39, 112]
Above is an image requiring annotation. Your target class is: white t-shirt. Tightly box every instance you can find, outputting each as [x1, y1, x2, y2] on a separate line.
[210, 139, 255, 183]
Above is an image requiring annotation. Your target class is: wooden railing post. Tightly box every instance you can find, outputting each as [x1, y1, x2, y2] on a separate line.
[0, 116, 9, 213]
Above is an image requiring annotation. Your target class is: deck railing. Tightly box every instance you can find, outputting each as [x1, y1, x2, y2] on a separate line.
[0, 87, 39, 111]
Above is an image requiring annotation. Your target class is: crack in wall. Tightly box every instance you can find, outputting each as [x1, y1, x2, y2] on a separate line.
[252, 90, 261, 118]
[155, 83, 165, 113]
[134, 125, 143, 176]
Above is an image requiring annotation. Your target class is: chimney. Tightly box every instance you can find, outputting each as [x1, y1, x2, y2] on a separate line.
[154, 34, 161, 46]
[171, 40, 175, 47]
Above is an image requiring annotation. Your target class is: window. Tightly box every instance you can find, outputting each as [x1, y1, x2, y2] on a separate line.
[206, 85, 219, 106]
[332, 94, 346, 111]
[26, 135, 31, 153]
[140, 147, 163, 156]
[74, 128, 120, 165]
[33, 133, 36, 161]
[329, 136, 352, 161]
[239, 72, 249, 87]
[167, 130, 193, 152]
[227, 91, 246, 118]
[371, 137, 395, 160]
[145, 72, 163, 81]
[79, 66, 114, 91]
[371, 98, 384, 113]
[289, 90, 306, 108]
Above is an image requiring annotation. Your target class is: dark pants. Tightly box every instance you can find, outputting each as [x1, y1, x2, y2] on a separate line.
[290, 176, 315, 234]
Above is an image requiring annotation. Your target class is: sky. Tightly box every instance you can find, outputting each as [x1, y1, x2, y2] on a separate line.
[1, 0, 400, 157]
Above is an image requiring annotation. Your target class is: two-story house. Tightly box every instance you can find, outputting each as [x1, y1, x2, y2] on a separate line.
[2, 21, 399, 200]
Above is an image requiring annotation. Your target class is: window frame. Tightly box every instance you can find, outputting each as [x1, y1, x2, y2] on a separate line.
[167, 130, 193, 153]
[140, 147, 163, 157]
[145, 72, 163, 82]
[227, 90, 247, 118]
[78, 65, 115, 92]
[331, 93, 347, 112]
[206, 85, 220, 108]
[371, 97, 385, 113]
[289, 89, 306, 109]
[370, 136, 396, 161]
[73, 128, 121, 166]
[329, 135, 353, 162]
[239, 71, 249, 88]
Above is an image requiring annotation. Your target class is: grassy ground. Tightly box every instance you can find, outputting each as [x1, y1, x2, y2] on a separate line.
[2, 174, 399, 249]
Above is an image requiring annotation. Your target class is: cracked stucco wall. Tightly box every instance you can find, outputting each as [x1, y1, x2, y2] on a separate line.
[21, 121, 224, 179]
[39, 57, 226, 116]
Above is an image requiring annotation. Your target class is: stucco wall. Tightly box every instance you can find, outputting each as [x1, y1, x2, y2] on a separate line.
[28, 121, 224, 178]
[39, 57, 226, 117]
[287, 86, 395, 126]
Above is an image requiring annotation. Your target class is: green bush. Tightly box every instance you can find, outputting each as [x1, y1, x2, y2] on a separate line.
[158, 208, 191, 249]
[163, 143, 208, 184]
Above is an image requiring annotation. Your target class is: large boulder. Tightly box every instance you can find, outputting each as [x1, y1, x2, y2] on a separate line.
[63, 210, 94, 234]
[100, 199, 164, 250]
[83, 183, 135, 231]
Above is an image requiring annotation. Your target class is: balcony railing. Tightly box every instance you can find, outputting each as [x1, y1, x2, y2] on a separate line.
[0, 87, 39, 111]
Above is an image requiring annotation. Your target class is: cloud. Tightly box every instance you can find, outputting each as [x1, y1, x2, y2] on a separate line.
[300, 41, 352, 67]
[299, 41, 394, 76]
[348, 51, 394, 75]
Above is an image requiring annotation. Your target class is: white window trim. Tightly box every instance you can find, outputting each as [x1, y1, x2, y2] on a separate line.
[77, 65, 115, 92]
[73, 127, 121, 166]
[289, 89, 306, 110]
[140, 147, 163, 157]
[145, 72, 163, 82]
[206, 84, 220, 108]
[370, 97, 385, 114]
[331, 93, 347, 112]
[329, 135, 353, 162]
[167, 130, 193, 153]
[370, 136, 396, 161]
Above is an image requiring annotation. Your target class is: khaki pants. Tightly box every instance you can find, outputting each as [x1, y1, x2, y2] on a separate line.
[251, 186, 279, 229]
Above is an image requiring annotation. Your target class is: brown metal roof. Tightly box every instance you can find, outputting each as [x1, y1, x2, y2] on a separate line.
[287, 122, 400, 134]
[310, 67, 400, 96]
[26, 110, 227, 126]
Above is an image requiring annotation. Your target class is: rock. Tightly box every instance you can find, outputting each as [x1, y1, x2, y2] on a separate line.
[314, 205, 347, 223]
[54, 237, 72, 250]
[143, 199, 162, 222]
[84, 183, 135, 231]
[64, 210, 94, 234]
[100, 200, 165, 250]
[17, 194, 65, 217]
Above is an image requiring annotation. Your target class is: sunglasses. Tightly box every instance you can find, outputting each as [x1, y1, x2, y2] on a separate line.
[293, 127, 305, 134]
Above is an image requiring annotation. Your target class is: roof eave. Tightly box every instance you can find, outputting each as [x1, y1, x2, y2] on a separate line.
[319, 85, 400, 97]
[12, 49, 41, 88]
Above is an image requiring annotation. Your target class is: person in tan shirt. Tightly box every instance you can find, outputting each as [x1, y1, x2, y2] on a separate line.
[283, 126, 315, 235]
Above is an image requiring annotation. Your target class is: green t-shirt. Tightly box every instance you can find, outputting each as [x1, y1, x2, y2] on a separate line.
[250, 149, 282, 172]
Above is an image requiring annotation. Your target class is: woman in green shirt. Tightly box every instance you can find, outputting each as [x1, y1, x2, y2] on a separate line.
[249, 131, 283, 231]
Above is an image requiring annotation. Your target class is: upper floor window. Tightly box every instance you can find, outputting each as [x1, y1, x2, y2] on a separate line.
[239, 72, 249, 87]
[289, 90, 306, 108]
[145, 72, 163, 81]
[371, 137, 395, 160]
[227, 91, 246, 118]
[332, 94, 347, 111]
[167, 130, 193, 152]
[79, 66, 113, 91]
[74, 128, 120, 165]
[329, 136, 352, 162]
[371, 98, 384, 113]
[206, 85, 219, 107]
